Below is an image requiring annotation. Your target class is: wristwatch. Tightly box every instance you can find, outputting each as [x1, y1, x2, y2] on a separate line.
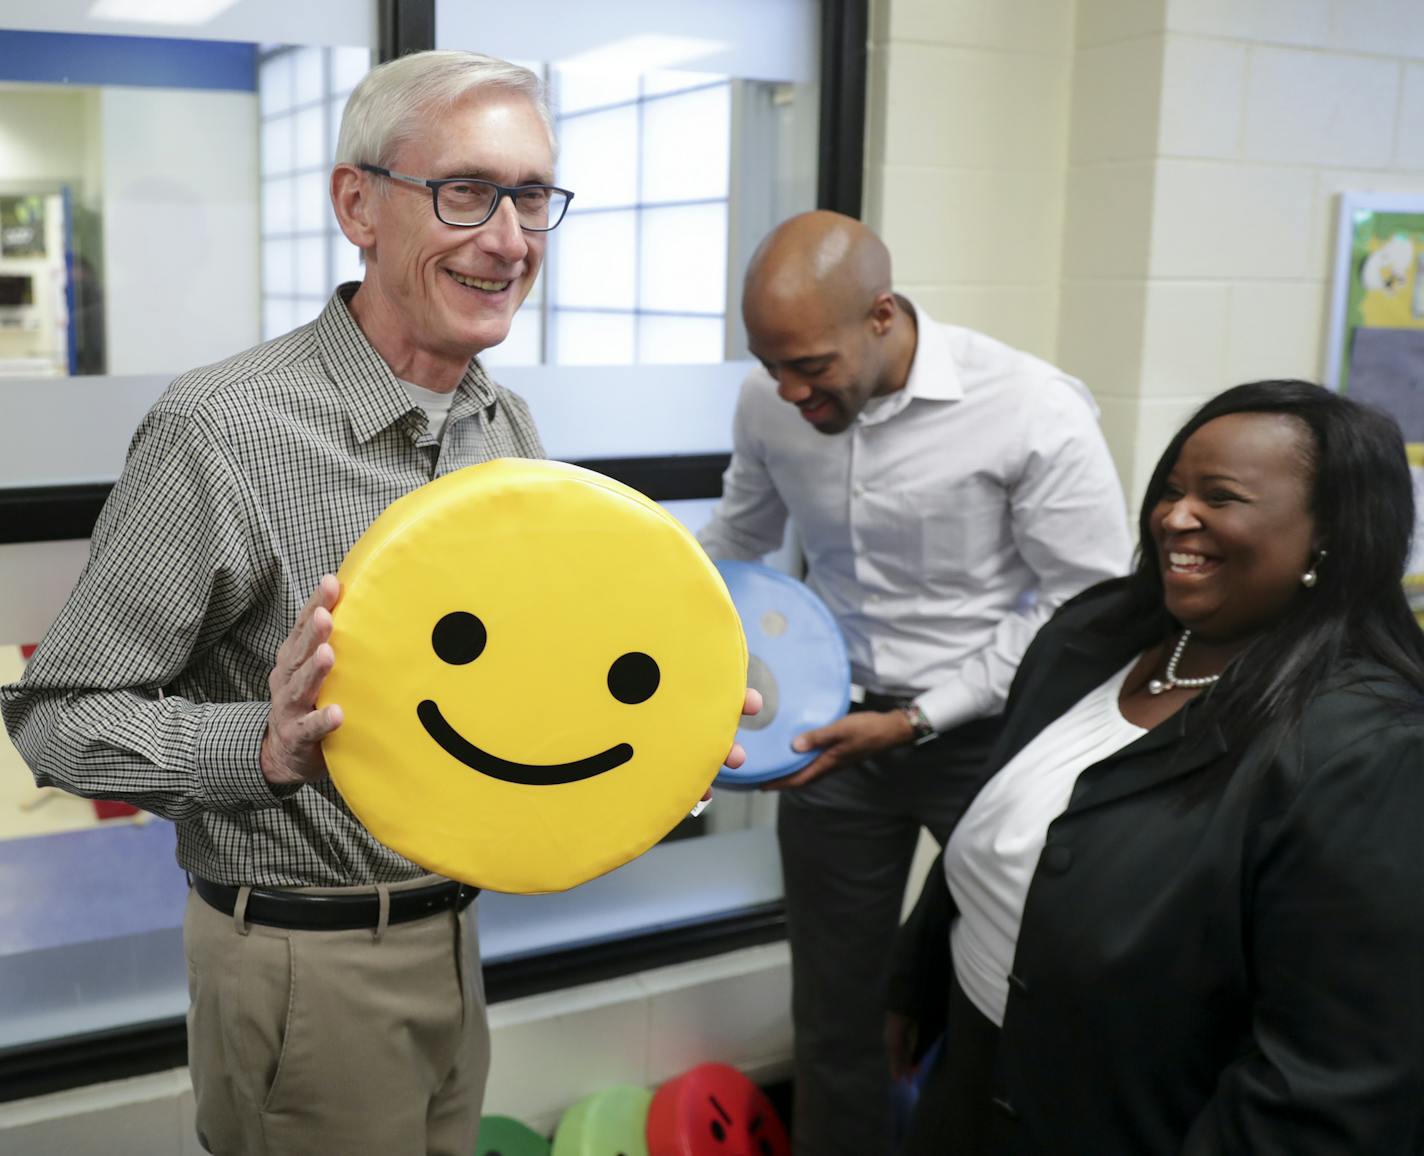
[900, 702, 937, 746]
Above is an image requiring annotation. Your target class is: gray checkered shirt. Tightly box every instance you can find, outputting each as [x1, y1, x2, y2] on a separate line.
[1, 285, 544, 886]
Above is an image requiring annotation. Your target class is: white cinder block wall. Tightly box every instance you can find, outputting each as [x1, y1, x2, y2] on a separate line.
[1129, 0, 1424, 502]
[1055, 0, 1170, 500]
[864, 0, 1077, 363]
[870, 0, 1424, 505]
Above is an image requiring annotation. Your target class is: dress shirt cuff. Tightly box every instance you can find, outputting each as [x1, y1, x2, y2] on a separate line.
[195, 702, 301, 812]
[914, 681, 993, 737]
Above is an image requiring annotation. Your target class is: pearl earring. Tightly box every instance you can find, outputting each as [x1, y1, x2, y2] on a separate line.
[1302, 548, 1327, 588]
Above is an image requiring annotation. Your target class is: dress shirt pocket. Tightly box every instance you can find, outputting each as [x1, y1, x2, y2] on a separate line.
[903, 478, 1009, 586]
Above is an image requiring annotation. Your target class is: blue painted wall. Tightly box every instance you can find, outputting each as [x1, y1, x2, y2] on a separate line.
[0, 28, 256, 92]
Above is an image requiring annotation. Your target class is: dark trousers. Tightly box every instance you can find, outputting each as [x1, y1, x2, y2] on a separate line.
[899, 974, 1001, 1155]
[777, 715, 999, 1156]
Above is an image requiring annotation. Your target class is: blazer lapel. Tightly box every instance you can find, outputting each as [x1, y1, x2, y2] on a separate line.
[992, 623, 1145, 769]
[1065, 703, 1230, 815]
[978, 586, 1231, 817]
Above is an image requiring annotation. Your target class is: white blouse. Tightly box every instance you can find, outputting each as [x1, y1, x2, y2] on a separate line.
[944, 661, 1146, 1026]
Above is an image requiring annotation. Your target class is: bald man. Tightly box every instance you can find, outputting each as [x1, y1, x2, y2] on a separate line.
[698, 212, 1131, 1156]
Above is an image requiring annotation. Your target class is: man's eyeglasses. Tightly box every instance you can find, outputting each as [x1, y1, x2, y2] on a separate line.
[358, 164, 574, 232]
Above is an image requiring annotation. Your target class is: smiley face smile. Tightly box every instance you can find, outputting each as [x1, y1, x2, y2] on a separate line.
[416, 608, 660, 786]
[415, 699, 633, 785]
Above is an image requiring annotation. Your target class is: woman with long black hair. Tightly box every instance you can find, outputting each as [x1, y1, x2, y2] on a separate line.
[891, 380, 1424, 1154]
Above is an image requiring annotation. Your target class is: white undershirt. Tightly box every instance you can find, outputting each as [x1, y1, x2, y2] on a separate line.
[399, 378, 456, 443]
[944, 660, 1146, 1026]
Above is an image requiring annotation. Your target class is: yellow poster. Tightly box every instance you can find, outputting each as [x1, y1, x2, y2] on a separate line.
[1327, 196, 1424, 621]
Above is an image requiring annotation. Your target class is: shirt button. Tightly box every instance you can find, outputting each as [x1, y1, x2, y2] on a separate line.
[1040, 845, 1073, 874]
[853, 484, 865, 497]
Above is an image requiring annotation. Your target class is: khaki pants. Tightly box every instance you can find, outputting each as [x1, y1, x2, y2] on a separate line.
[184, 877, 489, 1156]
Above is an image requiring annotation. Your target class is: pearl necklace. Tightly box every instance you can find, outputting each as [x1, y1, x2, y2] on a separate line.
[1146, 630, 1221, 695]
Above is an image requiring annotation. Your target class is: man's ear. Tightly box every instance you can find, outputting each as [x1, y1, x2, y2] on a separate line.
[332, 164, 377, 253]
[867, 290, 897, 337]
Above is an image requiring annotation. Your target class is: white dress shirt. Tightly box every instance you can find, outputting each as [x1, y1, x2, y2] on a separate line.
[697, 300, 1132, 733]
[943, 661, 1145, 1025]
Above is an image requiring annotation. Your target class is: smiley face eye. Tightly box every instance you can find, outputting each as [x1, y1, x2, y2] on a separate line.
[432, 611, 487, 665]
[607, 651, 659, 704]
[710, 1119, 726, 1142]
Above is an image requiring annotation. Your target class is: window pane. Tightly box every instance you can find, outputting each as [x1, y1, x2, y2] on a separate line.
[295, 170, 327, 233]
[294, 104, 324, 168]
[263, 296, 297, 341]
[262, 238, 295, 295]
[295, 296, 327, 328]
[639, 203, 727, 314]
[638, 315, 725, 364]
[328, 96, 345, 165]
[258, 51, 293, 116]
[556, 105, 637, 210]
[555, 209, 636, 310]
[291, 46, 324, 107]
[641, 84, 731, 203]
[330, 46, 371, 95]
[554, 310, 634, 364]
[295, 235, 326, 297]
[262, 176, 295, 236]
[552, 64, 638, 115]
[643, 69, 723, 98]
[480, 306, 542, 368]
[260, 114, 293, 176]
[330, 233, 362, 288]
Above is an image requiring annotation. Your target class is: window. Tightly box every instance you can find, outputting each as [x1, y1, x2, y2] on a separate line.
[0, 0, 832, 1079]
[549, 70, 732, 366]
[259, 44, 371, 339]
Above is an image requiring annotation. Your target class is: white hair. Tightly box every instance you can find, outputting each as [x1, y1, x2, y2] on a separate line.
[335, 50, 555, 169]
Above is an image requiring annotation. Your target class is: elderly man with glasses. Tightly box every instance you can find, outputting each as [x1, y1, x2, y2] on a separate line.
[5, 50, 582, 1156]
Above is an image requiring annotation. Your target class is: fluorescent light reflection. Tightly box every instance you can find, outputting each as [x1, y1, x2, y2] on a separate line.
[88, 0, 242, 26]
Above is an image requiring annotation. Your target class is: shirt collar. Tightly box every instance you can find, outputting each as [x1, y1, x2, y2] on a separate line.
[898, 296, 963, 404]
[316, 283, 498, 444]
[855, 296, 962, 427]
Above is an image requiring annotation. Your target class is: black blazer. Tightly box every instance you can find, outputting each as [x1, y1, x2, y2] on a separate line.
[890, 582, 1424, 1154]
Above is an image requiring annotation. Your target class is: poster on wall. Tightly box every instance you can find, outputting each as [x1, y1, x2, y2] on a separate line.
[1325, 192, 1424, 619]
[0, 195, 47, 258]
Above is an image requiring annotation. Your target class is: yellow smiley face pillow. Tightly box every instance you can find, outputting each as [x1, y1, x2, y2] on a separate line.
[318, 459, 748, 894]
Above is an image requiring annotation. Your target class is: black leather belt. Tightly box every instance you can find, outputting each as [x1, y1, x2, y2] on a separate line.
[192, 875, 478, 931]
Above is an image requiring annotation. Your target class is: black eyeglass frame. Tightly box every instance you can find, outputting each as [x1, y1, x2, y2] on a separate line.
[357, 163, 575, 232]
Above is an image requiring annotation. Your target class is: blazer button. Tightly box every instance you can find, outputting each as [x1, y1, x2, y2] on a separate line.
[1008, 971, 1029, 995]
[1040, 844, 1073, 873]
[991, 1096, 1021, 1120]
